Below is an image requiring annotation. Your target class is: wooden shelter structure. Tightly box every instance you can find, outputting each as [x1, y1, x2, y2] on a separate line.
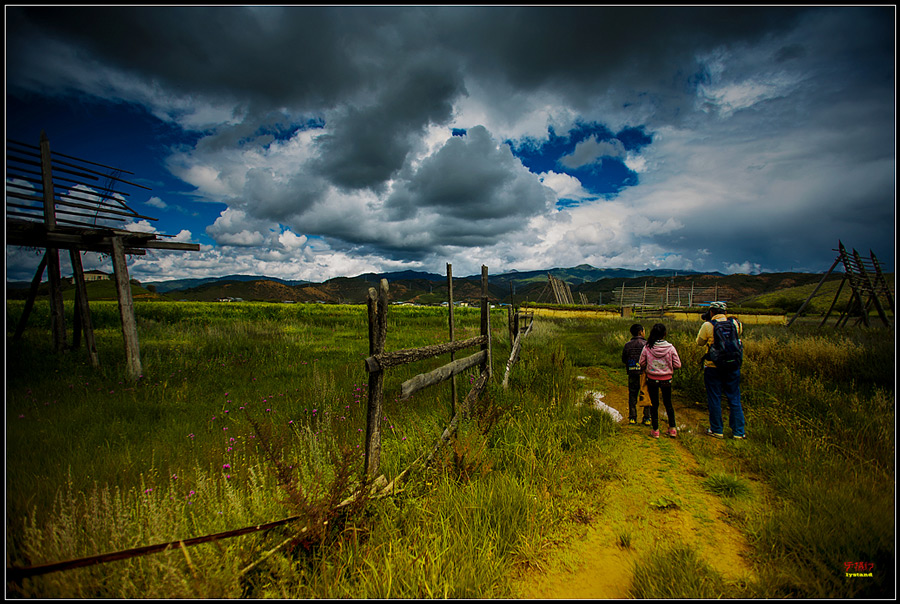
[788, 241, 893, 328]
[543, 273, 575, 305]
[6, 132, 200, 379]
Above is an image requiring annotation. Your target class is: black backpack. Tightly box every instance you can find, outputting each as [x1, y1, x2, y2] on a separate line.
[708, 317, 743, 371]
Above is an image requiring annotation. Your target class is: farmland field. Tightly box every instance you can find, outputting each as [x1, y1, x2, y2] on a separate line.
[5, 299, 895, 598]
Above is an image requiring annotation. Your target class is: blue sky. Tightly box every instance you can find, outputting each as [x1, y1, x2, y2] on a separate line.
[5, 6, 895, 283]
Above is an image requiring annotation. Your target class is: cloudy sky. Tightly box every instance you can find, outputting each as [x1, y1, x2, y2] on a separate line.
[5, 6, 895, 283]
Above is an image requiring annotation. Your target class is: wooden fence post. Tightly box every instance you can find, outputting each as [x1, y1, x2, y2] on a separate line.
[110, 236, 142, 380]
[364, 279, 388, 479]
[480, 266, 492, 380]
[69, 249, 100, 368]
[447, 263, 457, 418]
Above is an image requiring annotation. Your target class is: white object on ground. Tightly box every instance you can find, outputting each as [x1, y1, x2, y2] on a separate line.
[586, 391, 623, 423]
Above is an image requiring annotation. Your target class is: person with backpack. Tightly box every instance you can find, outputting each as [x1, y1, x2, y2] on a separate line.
[696, 301, 746, 439]
[639, 323, 682, 439]
[621, 323, 652, 425]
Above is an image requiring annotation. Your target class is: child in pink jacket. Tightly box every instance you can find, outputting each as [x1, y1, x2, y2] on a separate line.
[639, 323, 682, 438]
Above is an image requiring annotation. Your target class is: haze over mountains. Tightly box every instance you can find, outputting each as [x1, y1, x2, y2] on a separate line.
[141, 264, 709, 294]
[7, 262, 859, 308]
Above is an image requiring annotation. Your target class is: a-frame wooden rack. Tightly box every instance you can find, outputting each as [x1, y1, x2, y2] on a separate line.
[788, 241, 893, 328]
[6, 132, 200, 379]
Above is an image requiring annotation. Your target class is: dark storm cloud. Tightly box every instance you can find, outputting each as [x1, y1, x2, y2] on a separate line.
[385, 126, 553, 223]
[7, 6, 819, 125]
[5, 6, 894, 277]
[7, 6, 369, 108]
[312, 57, 466, 190]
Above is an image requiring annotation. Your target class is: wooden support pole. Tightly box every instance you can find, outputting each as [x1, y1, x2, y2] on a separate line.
[38, 133, 67, 350]
[819, 276, 846, 328]
[364, 279, 388, 479]
[852, 248, 890, 327]
[69, 249, 100, 368]
[788, 255, 841, 327]
[447, 263, 457, 418]
[870, 250, 894, 312]
[110, 236, 142, 380]
[47, 248, 66, 353]
[13, 252, 48, 340]
[481, 265, 492, 380]
[502, 333, 523, 389]
[836, 290, 859, 328]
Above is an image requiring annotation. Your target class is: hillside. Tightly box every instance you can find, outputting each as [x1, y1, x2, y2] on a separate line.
[7, 266, 893, 316]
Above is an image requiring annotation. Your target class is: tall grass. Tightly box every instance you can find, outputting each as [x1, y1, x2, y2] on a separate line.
[7, 299, 612, 598]
[630, 544, 735, 599]
[7, 303, 893, 598]
[577, 315, 894, 598]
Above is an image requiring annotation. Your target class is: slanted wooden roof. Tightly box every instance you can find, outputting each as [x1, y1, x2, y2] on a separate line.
[6, 134, 199, 254]
[7, 132, 200, 380]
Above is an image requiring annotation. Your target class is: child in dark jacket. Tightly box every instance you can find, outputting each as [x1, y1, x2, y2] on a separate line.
[621, 324, 651, 425]
[639, 323, 682, 439]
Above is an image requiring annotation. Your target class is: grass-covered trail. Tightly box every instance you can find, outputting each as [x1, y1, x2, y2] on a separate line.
[513, 364, 763, 598]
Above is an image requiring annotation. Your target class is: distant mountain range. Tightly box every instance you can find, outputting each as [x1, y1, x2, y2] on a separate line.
[140, 264, 709, 293]
[10, 264, 851, 307]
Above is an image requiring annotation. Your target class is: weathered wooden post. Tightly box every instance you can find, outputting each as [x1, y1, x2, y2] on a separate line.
[852, 248, 889, 327]
[69, 250, 100, 368]
[480, 265, 492, 380]
[447, 263, 457, 418]
[364, 279, 389, 479]
[110, 236, 142, 380]
[13, 253, 48, 341]
[40, 132, 66, 352]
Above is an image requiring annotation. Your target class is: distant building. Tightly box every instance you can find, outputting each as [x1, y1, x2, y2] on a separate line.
[69, 270, 109, 285]
[85, 270, 109, 281]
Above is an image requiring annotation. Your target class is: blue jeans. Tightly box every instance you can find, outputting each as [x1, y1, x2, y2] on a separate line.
[704, 366, 745, 437]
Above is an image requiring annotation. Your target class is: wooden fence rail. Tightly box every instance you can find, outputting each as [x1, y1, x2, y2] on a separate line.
[502, 310, 534, 389]
[8, 263, 539, 584]
[362, 265, 492, 479]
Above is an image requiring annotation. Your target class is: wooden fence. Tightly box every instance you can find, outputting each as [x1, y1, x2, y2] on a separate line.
[617, 281, 727, 308]
[7, 263, 539, 583]
[362, 265, 493, 479]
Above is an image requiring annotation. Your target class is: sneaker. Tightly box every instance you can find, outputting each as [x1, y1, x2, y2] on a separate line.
[629, 419, 636, 425]
[650, 430, 660, 439]
[668, 428, 677, 438]
[705, 428, 724, 439]
[642, 418, 652, 426]
[733, 434, 746, 440]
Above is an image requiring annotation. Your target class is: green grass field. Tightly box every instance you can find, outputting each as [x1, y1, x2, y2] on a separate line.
[5, 300, 895, 598]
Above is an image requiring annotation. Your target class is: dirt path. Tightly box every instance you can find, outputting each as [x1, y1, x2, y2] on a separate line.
[512, 366, 757, 599]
